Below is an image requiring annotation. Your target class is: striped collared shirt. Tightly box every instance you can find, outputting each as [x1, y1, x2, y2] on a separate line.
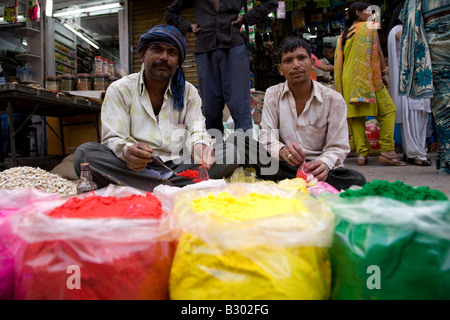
[259, 80, 350, 170]
[101, 70, 212, 162]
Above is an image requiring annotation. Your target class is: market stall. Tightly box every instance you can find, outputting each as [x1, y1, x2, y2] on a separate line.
[0, 166, 449, 300]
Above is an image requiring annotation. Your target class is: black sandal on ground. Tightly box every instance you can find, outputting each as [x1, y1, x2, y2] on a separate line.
[411, 158, 431, 166]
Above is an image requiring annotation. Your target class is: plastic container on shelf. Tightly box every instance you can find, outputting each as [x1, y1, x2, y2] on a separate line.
[109, 60, 115, 77]
[77, 73, 92, 91]
[94, 56, 103, 74]
[108, 76, 119, 87]
[45, 76, 61, 92]
[93, 73, 110, 91]
[60, 74, 76, 92]
[103, 58, 110, 76]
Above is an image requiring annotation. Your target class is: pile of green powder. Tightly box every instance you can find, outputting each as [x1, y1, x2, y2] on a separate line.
[340, 180, 448, 201]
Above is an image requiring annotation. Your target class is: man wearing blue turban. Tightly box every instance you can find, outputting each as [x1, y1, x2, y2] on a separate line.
[73, 25, 238, 191]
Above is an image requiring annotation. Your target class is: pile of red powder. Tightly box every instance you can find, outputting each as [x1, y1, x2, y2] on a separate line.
[177, 169, 198, 179]
[47, 193, 163, 219]
[177, 169, 204, 183]
[15, 193, 176, 300]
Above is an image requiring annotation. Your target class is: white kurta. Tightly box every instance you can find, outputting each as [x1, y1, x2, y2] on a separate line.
[387, 25, 431, 161]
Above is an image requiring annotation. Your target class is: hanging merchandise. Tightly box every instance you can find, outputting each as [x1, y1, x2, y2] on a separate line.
[277, 1, 286, 19]
[291, 9, 306, 32]
[285, 0, 293, 12]
[247, 0, 253, 12]
[27, 0, 40, 22]
[4, 0, 18, 23]
[294, 0, 307, 7]
[365, 118, 381, 150]
[314, 0, 331, 9]
[248, 25, 256, 44]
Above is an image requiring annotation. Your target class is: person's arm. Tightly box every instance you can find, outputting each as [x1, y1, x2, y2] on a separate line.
[316, 63, 334, 72]
[312, 94, 350, 171]
[240, 0, 278, 26]
[183, 83, 215, 167]
[164, 0, 195, 36]
[376, 31, 389, 88]
[312, 54, 334, 72]
[259, 86, 305, 166]
[259, 87, 284, 161]
[101, 80, 154, 171]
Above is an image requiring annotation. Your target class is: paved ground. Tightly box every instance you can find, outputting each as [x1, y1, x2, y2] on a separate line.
[344, 152, 449, 196]
[8, 152, 450, 197]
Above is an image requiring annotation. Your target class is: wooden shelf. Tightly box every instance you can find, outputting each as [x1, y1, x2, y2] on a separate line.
[15, 53, 41, 62]
[14, 27, 40, 38]
[55, 48, 75, 59]
[56, 59, 76, 69]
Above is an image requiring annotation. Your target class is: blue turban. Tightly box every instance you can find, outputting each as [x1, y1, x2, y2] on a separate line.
[137, 25, 187, 112]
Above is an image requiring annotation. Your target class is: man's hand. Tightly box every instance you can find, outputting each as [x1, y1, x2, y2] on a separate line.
[124, 143, 153, 171]
[382, 76, 389, 89]
[190, 23, 202, 36]
[193, 144, 215, 170]
[231, 15, 245, 29]
[279, 143, 305, 166]
[304, 160, 329, 182]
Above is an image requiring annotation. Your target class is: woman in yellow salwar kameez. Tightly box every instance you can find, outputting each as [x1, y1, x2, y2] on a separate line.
[335, 1, 406, 166]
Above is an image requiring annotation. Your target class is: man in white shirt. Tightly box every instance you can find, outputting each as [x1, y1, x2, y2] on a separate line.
[258, 37, 365, 190]
[73, 25, 238, 191]
[315, 46, 335, 82]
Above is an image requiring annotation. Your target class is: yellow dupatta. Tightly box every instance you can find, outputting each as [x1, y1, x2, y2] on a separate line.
[334, 22, 383, 105]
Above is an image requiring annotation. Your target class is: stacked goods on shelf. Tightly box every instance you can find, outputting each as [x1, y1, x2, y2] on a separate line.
[54, 40, 76, 75]
[76, 45, 94, 75]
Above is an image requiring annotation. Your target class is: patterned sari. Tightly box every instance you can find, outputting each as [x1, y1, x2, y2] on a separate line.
[334, 21, 396, 156]
[399, 0, 434, 99]
[335, 21, 383, 106]
[400, 0, 450, 173]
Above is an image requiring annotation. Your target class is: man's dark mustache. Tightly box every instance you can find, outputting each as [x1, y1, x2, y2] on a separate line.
[152, 61, 172, 70]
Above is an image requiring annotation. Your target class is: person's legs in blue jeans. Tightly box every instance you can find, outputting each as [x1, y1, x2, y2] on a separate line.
[195, 50, 225, 134]
[196, 44, 253, 134]
[220, 44, 252, 132]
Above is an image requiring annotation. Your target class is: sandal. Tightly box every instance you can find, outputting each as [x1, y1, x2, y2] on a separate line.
[403, 154, 431, 166]
[379, 154, 406, 166]
[411, 158, 431, 166]
[357, 155, 368, 166]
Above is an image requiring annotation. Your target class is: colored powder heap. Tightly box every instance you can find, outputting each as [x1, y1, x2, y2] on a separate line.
[170, 192, 331, 300]
[15, 193, 176, 300]
[340, 180, 448, 201]
[191, 192, 308, 221]
[48, 193, 163, 219]
[329, 191, 450, 299]
[177, 169, 198, 179]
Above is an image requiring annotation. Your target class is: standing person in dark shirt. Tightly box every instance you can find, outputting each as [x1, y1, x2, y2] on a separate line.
[165, 0, 278, 136]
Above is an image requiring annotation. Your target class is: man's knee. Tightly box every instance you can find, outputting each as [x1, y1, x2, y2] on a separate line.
[73, 142, 104, 173]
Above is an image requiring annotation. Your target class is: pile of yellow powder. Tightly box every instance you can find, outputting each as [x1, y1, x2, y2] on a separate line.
[169, 190, 332, 300]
